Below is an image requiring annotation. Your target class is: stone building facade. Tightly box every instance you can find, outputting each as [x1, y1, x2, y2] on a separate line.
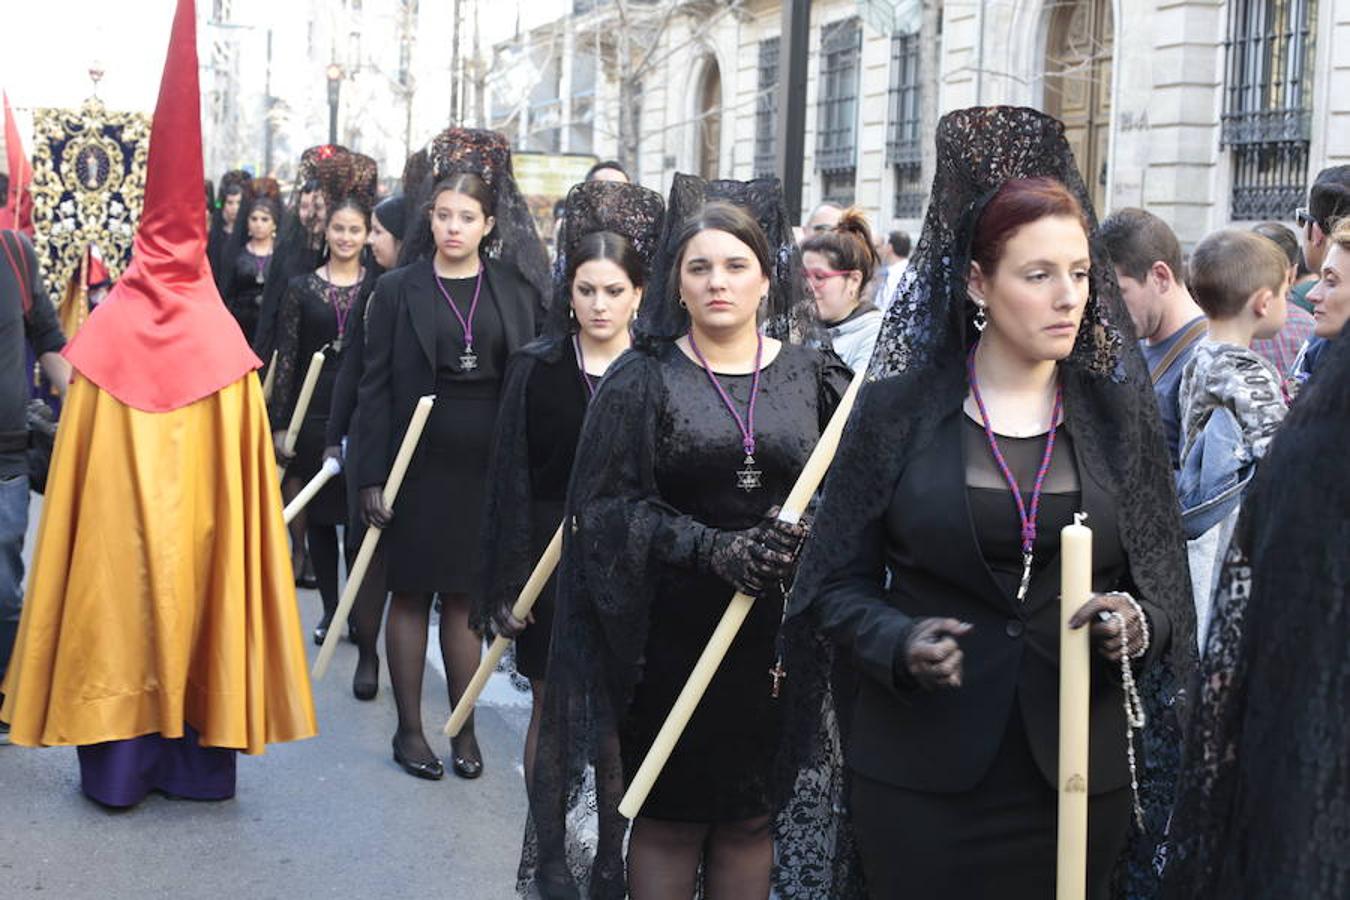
[494, 0, 1349, 247]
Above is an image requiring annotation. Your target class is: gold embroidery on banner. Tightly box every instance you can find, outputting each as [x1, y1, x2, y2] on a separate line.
[29, 97, 150, 333]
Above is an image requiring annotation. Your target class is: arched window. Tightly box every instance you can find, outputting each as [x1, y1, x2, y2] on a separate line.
[1043, 0, 1114, 214]
[696, 57, 722, 180]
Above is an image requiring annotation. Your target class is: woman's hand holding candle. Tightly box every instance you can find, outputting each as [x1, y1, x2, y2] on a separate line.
[1068, 593, 1148, 663]
[273, 430, 295, 466]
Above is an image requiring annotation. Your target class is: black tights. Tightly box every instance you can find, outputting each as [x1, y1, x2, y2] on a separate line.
[386, 591, 481, 764]
[627, 815, 772, 899]
[306, 523, 348, 624]
[349, 547, 387, 676]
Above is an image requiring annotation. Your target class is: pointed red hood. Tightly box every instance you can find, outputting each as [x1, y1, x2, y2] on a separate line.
[0, 92, 32, 234]
[62, 0, 260, 412]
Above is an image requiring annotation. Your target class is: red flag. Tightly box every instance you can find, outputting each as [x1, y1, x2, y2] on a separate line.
[0, 92, 33, 234]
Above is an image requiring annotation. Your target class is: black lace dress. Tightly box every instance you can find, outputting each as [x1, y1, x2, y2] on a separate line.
[223, 247, 271, 343]
[584, 342, 851, 822]
[269, 272, 367, 525]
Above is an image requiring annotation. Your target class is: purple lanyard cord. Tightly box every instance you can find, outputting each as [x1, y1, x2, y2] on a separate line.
[688, 330, 763, 459]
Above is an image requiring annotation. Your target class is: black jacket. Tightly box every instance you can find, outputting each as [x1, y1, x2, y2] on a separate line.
[354, 257, 538, 489]
[812, 409, 1171, 795]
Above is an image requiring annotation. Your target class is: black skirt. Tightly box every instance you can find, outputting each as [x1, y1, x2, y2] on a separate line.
[290, 417, 346, 526]
[849, 709, 1131, 900]
[619, 572, 785, 823]
[384, 380, 498, 595]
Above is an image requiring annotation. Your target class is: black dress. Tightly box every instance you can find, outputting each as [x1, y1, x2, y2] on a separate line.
[223, 247, 270, 343]
[269, 272, 367, 526]
[385, 274, 506, 595]
[515, 351, 589, 677]
[611, 342, 850, 822]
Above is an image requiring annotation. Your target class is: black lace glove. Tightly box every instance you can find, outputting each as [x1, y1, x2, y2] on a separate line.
[898, 618, 973, 690]
[701, 510, 810, 597]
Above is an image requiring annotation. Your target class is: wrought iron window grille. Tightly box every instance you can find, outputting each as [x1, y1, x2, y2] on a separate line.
[754, 37, 780, 179]
[816, 17, 861, 174]
[1221, 0, 1317, 220]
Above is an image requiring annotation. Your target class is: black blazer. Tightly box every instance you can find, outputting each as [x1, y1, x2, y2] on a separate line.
[812, 409, 1171, 795]
[324, 287, 370, 448]
[353, 257, 538, 489]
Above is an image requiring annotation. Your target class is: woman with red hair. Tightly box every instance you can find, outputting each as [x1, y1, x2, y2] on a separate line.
[792, 109, 1194, 899]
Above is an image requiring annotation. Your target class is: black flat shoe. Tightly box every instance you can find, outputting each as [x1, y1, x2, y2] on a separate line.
[450, 735, 483, 780]
[312, 611, 334, 646]
[298, 555, 318, 590]
[352, 653, 379, 701]
[392, 737, 444, 781]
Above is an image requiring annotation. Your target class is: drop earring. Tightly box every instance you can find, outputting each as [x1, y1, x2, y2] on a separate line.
[973, 303, 988, 332]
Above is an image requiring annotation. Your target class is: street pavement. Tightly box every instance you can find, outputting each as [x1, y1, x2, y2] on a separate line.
[0, 499, 533, 899]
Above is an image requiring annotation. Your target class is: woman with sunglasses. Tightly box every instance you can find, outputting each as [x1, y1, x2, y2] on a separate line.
[801, 208, 884, 372]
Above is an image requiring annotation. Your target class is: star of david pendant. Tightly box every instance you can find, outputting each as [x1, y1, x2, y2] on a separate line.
[460, 348, 479, 372]
[736, 454, 763, 492]
[330, 336, 344, 354]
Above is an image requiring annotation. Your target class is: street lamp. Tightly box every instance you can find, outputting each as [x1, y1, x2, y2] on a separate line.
[325, 63, 344, 145]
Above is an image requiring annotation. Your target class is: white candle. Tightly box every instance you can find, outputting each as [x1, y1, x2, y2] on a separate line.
[277, 350, 326, 481]
[313, 395, 435, 679]
[444, 524, 565, 737]
[1057, 512, 1092, 900]
[283, 456, 342, 525]
[261, 350, 278, 403]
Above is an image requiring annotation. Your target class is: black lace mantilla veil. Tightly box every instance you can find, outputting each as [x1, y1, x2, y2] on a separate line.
[638, 173, 824, 348]
[519, 174, 859, 898]
[1161, 336, 1350, 899]
[472, 178, 665, 639]
[398, 127, 551, 304]
[789, 106, 1197, 898]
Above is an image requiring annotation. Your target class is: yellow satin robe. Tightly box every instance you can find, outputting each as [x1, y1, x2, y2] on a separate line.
[0, 372, 317, 753]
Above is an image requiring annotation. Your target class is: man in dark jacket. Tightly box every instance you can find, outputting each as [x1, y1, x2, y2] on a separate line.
[0, 229, 69, 739]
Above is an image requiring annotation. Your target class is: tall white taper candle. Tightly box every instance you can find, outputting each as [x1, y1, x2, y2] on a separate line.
[1057, 512, 1092, 900]
[313, 395, 435, 679]
[277, 350, 326, 481]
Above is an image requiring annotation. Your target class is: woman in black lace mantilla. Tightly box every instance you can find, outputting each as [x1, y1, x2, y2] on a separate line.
[475, 178, 664, 792]
[521, 175, 858, 899]
[269, 159, 379, 647]
[791, 107, 1196, 900]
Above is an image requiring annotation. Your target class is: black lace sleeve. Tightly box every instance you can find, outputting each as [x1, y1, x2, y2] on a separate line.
[268, 275, 306, 428]
[473, 350, 543, 635]
[1157, 537, 1251, 898]
[521, 350, 665, 896]
[324, 282, 371, 446]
